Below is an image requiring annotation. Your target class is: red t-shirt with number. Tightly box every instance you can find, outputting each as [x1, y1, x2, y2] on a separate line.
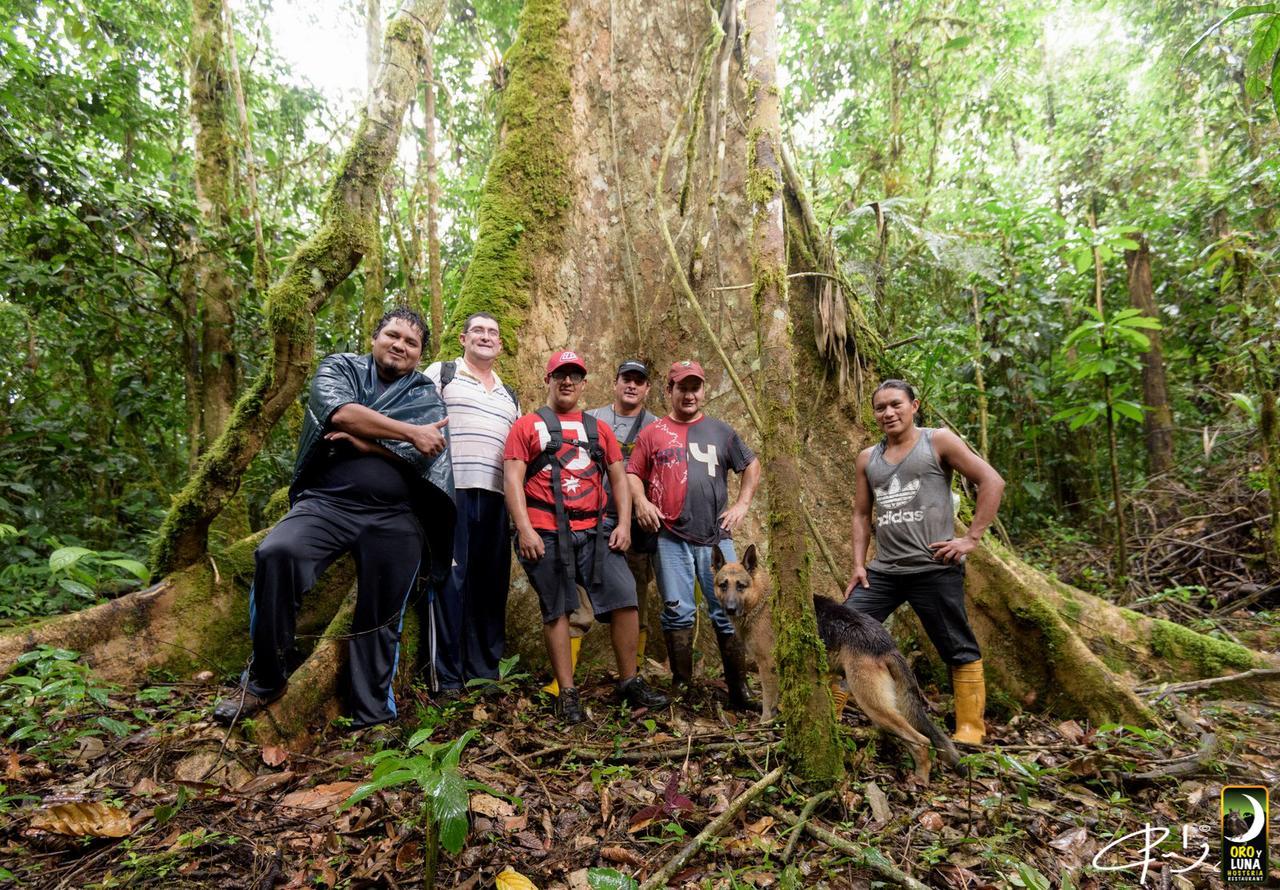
[504, 411, 622, 531]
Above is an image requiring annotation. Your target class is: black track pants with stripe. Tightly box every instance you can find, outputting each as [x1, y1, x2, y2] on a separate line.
[246, 496, 422, 727]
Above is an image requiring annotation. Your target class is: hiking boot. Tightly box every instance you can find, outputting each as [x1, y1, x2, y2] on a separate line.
[663, 628, 695, 692]
[212, 683, 286, 725]
[555, 687, 585, 725]
[618, 675, 670, 710]
[716, 631, 757, 712]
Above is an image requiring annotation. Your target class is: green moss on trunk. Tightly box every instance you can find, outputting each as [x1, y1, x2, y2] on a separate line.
[437, 0, 572, 368]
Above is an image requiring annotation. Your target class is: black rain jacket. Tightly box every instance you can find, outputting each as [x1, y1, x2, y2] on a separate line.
[291, 353, 456, 586]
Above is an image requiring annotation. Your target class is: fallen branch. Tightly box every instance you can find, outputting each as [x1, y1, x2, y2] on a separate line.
[1131, 733, 1218, 781]
[1138, 668, 1280, 697]
[767, 804, 931, 890]
[639, 764, 785, 890]
[781, 788, 834, 863]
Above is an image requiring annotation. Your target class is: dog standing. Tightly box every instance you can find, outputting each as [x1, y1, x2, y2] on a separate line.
[713, 544, 962, 782]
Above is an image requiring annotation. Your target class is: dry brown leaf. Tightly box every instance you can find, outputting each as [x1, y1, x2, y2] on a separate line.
[131, 777, 162, 796]
[193, 670, 215, 683]
[567, 869, 592, 890]
[279, 781, 360, 810]
[4, 751, 21, 781]
[744, 815, 775, 836]
[600, 783, 612, 823]
[502, 814, 528, 831]
[865, 781, 892, 824]
[541, 809, 553, 841]
[261, 745, 289, 767]
[1056, 720, 1085, 744]
[742, 871, 776, 887]
[1049, 825, 1088, 852]
[237, 770, 296, 795]
[71, 736, 106, 765]
[394, 840, 420, 872]
[30, 801, 131, 838]
[572, 835, 597, 851]
[472, 704, 490, 722]
[918, 810, 945, 831]
[470, 792, 514, 818]
[601, 845, 644, 867]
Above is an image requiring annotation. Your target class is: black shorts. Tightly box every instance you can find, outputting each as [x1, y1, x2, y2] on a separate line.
[517, 525, 637, 624]
[845, 565, 981, 665]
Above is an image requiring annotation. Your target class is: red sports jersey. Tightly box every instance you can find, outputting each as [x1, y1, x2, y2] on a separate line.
[626, 415, 755, 545]
[504, 411, 622, 531]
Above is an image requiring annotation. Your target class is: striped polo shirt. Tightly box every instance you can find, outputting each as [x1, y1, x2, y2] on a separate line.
[425, 358, 518, 493]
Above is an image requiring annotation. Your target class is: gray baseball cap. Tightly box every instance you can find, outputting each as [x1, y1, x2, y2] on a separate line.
[616, 360, 649, 379]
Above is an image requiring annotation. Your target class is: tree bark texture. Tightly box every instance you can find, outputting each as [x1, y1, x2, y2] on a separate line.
[189, 0, 239, 447]
[150, 0, 447, 576]
[1125, 236, 1175, 475]
[743, 0, 842, 783]
[423, 40, 444, 351]
[362, 0, 386, 342]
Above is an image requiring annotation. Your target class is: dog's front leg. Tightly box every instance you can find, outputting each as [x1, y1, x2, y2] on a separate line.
[759, 656, 780, 722]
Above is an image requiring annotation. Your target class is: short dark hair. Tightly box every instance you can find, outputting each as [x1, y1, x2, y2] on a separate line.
[462, 311, 499, 333]
[873, 378, 916, 402]
[374, 307, 427, 342]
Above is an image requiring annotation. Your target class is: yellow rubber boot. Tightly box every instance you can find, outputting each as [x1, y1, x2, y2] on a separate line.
[636, 629, 648, 663]
[543, 636, 582, 697]
[951, 660, 986, 745]
[830, 681, 849, 719]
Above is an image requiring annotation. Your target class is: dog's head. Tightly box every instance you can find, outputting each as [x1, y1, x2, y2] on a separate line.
[712, 544, 764, 617]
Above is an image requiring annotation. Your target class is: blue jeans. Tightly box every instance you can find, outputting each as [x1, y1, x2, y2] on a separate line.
[653, 531, 736, 635]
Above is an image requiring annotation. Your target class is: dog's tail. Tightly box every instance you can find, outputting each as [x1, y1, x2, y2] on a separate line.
[885, 653, 965, 775]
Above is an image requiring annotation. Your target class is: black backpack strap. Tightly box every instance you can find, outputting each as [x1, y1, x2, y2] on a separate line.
[438, 360, 456, 391]
[503, 383, 519, 412]
[579, 412, 610, 594]
[529, 407, 574, 598]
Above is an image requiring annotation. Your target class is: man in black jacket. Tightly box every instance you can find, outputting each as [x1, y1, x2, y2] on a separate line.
[213, 308, 455, 729]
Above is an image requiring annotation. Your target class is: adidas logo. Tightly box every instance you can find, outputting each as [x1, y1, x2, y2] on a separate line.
[875, 475, 920, 509]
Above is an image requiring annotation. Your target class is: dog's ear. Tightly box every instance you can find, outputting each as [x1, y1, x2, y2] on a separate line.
[712, 546, 726, 572]
[742, 544, 758, 574]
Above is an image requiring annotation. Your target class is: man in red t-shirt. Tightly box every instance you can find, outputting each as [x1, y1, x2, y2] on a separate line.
[627, 360, 761, 708]
[504, 350, 669, 724]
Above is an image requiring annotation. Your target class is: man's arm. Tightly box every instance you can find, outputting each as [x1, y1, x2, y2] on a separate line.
[628, 473, 663, 532]
[718, 457, 761, 532]
[323, 431, 397, 460]
[929, 428, 1006, 564]
[330, 402, 449, 457]
[846, 448, 874, 594]
[606, 460, 632, 551]
[504, 458, 544, 560]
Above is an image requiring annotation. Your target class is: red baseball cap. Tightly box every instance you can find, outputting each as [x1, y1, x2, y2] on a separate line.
[667, 359, 705, 385]
[546, 349, 587, 377]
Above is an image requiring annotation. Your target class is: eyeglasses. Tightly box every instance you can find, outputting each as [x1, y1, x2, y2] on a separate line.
[551, 370, 585, 384]
[466, 326, 501, 337]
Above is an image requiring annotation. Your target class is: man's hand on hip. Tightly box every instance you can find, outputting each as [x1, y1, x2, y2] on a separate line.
[929, 536, 976, 564]
[844, 565, 869, 597]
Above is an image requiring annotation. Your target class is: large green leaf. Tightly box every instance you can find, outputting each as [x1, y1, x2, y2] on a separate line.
[426, 767, 471, 854]
[49, 546, 93, 573]
[1183, 4, 1277, 59]
[588, 869, 639, 890]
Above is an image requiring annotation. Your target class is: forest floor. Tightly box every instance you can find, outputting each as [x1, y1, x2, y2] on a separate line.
[2, 640, 1278, 890]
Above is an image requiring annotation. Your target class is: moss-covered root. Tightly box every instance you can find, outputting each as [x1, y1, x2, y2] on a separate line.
[966, 544, 1155, 727]
[0, 532, 354, 686]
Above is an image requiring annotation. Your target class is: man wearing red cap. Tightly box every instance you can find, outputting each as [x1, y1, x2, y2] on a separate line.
[627, 360, 761, 708]
[504, 350, 669, 724]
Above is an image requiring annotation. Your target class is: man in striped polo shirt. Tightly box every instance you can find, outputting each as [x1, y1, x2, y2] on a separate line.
[425, 312, 520, 695]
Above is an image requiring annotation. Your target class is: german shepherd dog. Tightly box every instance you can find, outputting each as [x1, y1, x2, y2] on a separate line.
[713, 544, 962, 782]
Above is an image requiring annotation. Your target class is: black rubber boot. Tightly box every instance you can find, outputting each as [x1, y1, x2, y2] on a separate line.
[716, 632, 757, 712]
[663, 629, 695, 694]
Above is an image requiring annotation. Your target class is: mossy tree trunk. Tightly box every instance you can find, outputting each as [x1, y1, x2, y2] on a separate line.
[150, 0, 447, 577]
[743, 0, 842, 783]
[189, 0, 239, 448]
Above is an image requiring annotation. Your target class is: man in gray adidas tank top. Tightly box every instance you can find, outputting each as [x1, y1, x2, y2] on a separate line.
[845, 380, 1005, 745]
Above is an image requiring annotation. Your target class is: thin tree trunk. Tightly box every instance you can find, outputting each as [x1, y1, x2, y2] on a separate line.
[423, 39, 443, 352]
[745, 0, 842, 784]
[971, 287, 989, 460]
[1124, 236, 1173, 475]
[1260, 389, 1280, 563]
[151, 0, 448, 576]
[362, 0, 386, 340]
[221, 0, 270, 296]
[1092, 235, 1128, 585]
[189, 0, 239, 446]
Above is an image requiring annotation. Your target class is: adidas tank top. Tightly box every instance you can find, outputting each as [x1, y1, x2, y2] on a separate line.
[866, 427, 955, 573]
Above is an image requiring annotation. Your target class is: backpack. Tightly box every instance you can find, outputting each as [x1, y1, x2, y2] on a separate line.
[438, 360, 519, 411]
[523, 407, 609, 595]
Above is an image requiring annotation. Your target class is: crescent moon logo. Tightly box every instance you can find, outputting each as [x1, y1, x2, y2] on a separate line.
[1226, 793, 1265, 844]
